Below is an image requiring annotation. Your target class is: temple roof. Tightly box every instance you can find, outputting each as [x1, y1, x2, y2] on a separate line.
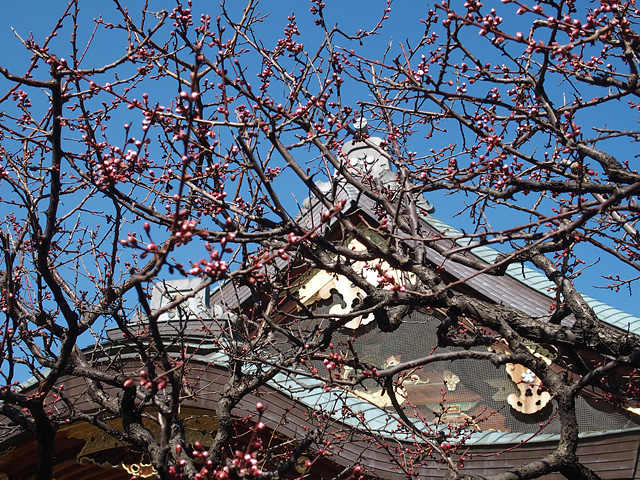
[292, 131, 640, 336]
[423, 214, 640, 335]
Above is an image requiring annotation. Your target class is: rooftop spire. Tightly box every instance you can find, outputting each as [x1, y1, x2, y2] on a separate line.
[353, 117, 369, 136]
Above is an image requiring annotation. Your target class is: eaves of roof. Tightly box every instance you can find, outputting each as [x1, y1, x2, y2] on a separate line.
[211, 181, 640, 348]
[187, 349, 640, 447]
[464, 426, 640, 446]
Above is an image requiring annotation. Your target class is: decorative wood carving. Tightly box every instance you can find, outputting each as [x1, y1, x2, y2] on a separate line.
[401, 373, 429, 386]
[351, 385, 407, 408]
[489, 342, 551, 414]
[297, 237, 415, 329]
[440, 405, 479, 430]
[64, 409, 218, 474]
[295, 455, 311, 474]
[485, 377, 516, 402]
[505, 364, 551, 414]
[443, 370, 460, 391]
[0, 446, 15, 459]
[296, 263, 373, 329]
[122, 462, 158, 478]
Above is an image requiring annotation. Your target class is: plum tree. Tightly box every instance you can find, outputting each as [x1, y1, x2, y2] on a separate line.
[0, 1, 639, 479]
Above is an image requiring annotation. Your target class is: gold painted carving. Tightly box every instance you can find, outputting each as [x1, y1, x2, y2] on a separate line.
[0, 446, 15, 458]
[183, 415, 218, 447]
[351, 385, 407, 408]
[63, 409, 217, 475]
[523, 341, 557, 365]
[295, 455, 310, 473]
[122, 462, 158, 478]
[65, 410, 217, 460]
[65, 423, 127, 461]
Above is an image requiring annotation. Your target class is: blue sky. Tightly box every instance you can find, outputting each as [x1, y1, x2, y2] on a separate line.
[0, 0, 636, 317]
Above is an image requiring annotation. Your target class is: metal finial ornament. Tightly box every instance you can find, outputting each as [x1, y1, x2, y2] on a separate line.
[353, 117, 368, 136]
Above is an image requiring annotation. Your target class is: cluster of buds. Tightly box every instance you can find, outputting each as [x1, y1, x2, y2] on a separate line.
[94, 152, 134, 187]
[141, 102, 160, 132]
[224, 449, 263, 479]
[169, 5, 193, 27]
[371, 264, 407, 294]
[264, 167, 281, 180]
[322, 351, 345, 371]
[275, 15, 304, 56]
[119, 222, 163, 257]
[12, 89, 31, 108]
[120, 233, 141, 248]
[174, 219, 198, 246]
[320, 198, 348, 224]
[122, 370, 167, 390]
[189, 243, 229, 279]
[190, 441, 215, 480]
[246, 254, 268, 285]
[44, 55, 69, 72]
[210, 403, 266, 479]
[92, 135, 151, 187]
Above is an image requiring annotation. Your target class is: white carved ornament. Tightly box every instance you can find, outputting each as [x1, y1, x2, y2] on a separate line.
[297, 239, 414, 329]
[489, 342, 551, 414]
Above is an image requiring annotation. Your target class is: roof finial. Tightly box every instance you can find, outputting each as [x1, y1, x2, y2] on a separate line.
[353, 117, 368, 136]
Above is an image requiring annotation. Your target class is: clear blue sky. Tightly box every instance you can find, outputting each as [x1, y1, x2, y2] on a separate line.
[0, 0, 635, 317]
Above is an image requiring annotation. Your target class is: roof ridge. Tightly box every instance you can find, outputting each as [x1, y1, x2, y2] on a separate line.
[421, 214, 640, 335]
